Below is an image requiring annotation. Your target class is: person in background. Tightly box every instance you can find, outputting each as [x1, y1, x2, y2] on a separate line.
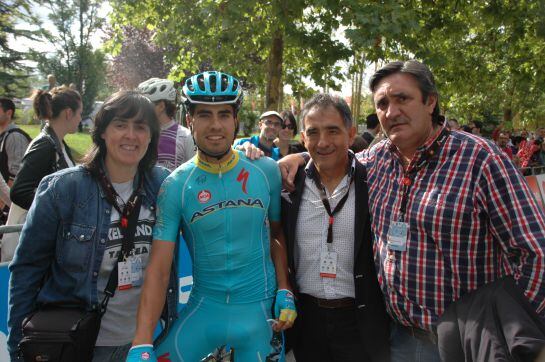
[469, 120, 482, 137]
[137, 78, 195, 171]
[234, 110, 283, 160]
[535, 139, 545, 167]
[2, 87, 81, 262]
[461, 124, 472, 133]
[495, 131, 513, 159]
[0, 98, 31, 219]
[275, 109, 306, 157]
[7, 91, 171, 362]
[517, 131, 540, 172]
[350, 135, 368, 153]
[362, 113, 380, 145]
[447, 118, 460, 131]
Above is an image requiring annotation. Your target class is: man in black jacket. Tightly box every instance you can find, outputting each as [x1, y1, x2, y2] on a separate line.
[281, 94, 390, 362]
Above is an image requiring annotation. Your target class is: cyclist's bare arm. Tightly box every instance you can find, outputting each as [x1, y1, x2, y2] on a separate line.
[132, 239, 176, 345]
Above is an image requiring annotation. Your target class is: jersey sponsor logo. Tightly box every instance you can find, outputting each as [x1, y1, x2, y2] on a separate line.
[198, 190, 211, 203]
[196, 174, 207, 184]
[190, 198, 265, 223]
[236, 168, 249, 194]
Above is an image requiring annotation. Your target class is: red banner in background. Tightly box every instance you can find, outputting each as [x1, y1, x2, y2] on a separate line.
[525, 175, 545, 211]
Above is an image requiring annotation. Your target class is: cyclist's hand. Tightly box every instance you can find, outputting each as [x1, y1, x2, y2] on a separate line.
[126, 344, 157, 362]
[234, 141, 264, 160]
[273, 289, 297, 331]
[278, 153, 305, 192]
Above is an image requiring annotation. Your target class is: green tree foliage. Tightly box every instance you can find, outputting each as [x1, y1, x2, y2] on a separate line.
[343, 0, 545, 130]
[0, 0, 41, 97]
[32, 0, 107, 116]
[108, 0, 351, 110]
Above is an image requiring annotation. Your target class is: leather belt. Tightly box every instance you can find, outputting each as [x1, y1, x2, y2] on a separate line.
[397, 323, 437, 345]
[299, 293, 355, 309]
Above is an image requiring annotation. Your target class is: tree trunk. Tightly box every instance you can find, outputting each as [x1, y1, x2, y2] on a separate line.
[266, 28, 283, 111]
[78, 0, 84, 90]
[503, 107, 512, 123]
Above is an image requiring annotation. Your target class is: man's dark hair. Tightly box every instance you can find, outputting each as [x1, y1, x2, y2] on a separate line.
[369, 60, 441, 125]
[0, 98, 16, 119]
[366, 113, 379, 129]
[300, 93, 352, 130]
[472, 120, 482, 130]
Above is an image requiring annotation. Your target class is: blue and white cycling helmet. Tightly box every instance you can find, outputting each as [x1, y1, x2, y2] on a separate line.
[182, 71, 243, 109]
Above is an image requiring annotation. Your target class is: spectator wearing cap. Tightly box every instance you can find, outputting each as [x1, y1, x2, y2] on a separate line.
[234, 110, 282, 160]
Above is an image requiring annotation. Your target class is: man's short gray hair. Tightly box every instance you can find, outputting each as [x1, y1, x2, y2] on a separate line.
[300, 93, 353, 130]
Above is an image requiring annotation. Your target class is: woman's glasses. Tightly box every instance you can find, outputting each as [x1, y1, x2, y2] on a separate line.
[282, 122, 295, 130]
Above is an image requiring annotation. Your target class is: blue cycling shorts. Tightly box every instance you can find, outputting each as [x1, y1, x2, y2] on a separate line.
[156, 296, 281, 362]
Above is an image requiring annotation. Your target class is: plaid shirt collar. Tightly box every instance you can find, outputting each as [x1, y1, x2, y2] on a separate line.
[386, 121, 449, 170]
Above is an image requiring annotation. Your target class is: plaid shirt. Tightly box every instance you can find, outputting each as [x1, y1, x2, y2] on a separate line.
[357, 124, 545, 331]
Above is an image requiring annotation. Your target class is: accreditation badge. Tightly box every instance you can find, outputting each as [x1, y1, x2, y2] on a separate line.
[118, 260, 133, 290]
[319, 251, 338, 278]
[387, 221, 408, 251]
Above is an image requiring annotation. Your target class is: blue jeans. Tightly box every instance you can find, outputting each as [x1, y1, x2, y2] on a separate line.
[390, 323, 441, 362]
[92, 343, 131, 362]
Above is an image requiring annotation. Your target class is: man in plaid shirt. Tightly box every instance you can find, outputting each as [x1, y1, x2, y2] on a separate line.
[279, 60, 545, 361]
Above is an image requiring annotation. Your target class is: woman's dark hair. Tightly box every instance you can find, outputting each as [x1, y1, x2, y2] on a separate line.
[82, 90, 160, 174]
[280, 109, 298, 134]
[32, 86, 81, 121]
[163, 100, 177, 119]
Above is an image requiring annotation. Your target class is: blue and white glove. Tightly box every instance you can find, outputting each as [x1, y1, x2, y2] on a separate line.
[274, 289, 297, 324]
[126, 344, 157, 362]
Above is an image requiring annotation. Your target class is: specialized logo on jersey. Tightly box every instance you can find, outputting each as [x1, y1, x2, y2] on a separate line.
[198, 190, 211, 203]
[158, 352, 171, 361]
[237, 168, 249, 194]
[190, 198, 265, 223]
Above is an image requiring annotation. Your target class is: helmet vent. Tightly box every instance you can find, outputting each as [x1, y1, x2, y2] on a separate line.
[221, 74, 229, 92]
[210, 75, 217, 92]
[197, 74, 205, 90]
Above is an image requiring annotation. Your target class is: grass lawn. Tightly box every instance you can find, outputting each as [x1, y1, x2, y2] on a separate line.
[19, 124, 92, 162]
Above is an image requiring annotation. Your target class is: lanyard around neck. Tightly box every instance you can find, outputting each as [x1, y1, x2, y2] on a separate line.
[97, 167, 143, 256]
[311, 162, 354, 245]
[398, 128, 450, 220]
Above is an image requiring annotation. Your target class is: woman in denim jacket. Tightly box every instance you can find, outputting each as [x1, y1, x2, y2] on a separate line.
[7, 91, 177, 361]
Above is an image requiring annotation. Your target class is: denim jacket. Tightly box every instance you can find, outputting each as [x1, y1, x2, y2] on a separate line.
[7, 165, 178, 359]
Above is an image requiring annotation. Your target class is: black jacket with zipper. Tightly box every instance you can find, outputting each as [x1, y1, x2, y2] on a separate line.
[11, 125, 74, 210]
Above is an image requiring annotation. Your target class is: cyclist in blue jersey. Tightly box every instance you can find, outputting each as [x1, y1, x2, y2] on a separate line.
[127, 71, 296, 362]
